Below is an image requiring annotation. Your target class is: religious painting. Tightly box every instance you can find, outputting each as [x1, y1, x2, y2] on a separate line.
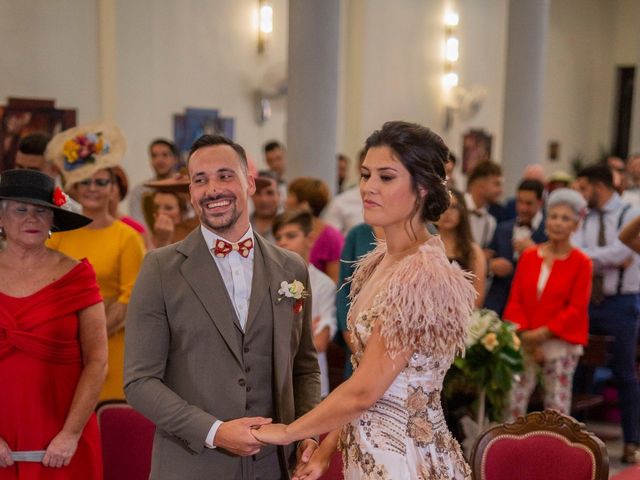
[462, 129, 492, 174]
[0, 97, 76, 172]
[173, 107, 235, 167]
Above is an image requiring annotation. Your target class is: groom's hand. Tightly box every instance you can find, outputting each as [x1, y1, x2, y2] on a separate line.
[294, 438, 318, 467]
[214, 417, 272, 456]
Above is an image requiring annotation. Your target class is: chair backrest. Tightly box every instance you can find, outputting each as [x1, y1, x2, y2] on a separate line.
[470, 409, 608, 480]
[96, 400, 155, 480]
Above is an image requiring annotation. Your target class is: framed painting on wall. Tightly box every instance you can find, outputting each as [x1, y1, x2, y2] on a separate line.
[173, 107, 235, 168]
[462, 129, 492, 174]
[0, 97, 76, 172]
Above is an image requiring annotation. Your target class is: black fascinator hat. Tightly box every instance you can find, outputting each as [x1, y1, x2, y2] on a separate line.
[0, 169, 91, 231]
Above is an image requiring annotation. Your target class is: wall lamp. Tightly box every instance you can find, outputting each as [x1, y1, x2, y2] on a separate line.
[443, 10, 459, 89]
[257, 1, 273, 54]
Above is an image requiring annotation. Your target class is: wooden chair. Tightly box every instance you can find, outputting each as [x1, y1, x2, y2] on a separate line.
[470, 409, 609, 480]
[96, 400, 155, 480]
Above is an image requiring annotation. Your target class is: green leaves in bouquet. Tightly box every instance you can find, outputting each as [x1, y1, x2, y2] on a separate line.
[444, 309, 524, 422]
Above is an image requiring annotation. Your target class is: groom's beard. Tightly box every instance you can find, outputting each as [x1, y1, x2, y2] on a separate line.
[198, 193, 241, 234]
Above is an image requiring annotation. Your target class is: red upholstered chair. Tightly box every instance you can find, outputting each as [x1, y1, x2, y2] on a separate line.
[96, 401, 155, 480]
[470, 409, 608, 480]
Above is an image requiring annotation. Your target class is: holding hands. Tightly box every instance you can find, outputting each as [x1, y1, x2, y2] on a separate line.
[0, 437, 13, 468]
[214, 417, 272, 456]
[250, 423, 291, 446]
[251, 424, 327, 479]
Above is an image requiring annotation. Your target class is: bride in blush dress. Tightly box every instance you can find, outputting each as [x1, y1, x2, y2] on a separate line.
[253, 121, 474, 480]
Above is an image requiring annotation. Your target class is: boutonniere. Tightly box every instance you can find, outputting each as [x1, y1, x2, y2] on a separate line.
[277, 280, 308, 313]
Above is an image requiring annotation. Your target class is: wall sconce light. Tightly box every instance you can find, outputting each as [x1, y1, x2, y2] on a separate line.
[257, 1, 273, 54]
[443, 9, 459, 89]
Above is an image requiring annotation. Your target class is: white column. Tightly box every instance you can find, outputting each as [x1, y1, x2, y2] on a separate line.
[286, 0, 341, 193]
[501, 0, 550, 195]
[98, 0, 118, 122]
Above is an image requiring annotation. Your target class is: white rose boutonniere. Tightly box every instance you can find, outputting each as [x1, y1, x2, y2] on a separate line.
[277, 280, 308, 313]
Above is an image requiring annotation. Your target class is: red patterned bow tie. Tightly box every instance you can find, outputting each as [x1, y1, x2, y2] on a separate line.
[213, 238, 254, 258]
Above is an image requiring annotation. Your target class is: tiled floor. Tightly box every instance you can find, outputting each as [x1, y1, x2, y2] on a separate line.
[586, 421, 640, 479]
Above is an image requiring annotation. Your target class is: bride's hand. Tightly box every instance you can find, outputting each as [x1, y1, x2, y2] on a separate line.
[292, 445, 332, 480]
[250, 423, 291, 445]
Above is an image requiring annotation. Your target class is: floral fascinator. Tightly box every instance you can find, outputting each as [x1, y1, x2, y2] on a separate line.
[45, 122, 126, 187]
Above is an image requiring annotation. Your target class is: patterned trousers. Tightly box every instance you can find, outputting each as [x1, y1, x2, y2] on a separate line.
[505, 353, 581, 421]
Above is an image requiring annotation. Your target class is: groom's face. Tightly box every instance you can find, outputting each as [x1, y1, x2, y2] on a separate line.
[189, 144, 256, 240]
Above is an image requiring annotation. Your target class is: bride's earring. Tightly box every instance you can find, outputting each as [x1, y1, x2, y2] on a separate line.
[48, 230, 52, 239]
[0, 226, 4, 238]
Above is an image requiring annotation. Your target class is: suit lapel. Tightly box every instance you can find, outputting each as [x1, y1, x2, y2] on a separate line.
[178, 230, 243, 368]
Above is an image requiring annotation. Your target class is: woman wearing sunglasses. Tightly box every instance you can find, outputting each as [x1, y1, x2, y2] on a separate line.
[45, 123, 145, 403]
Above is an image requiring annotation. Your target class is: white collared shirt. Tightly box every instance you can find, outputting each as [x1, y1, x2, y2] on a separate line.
[512, 211, 544, 254]
[572, 193, 640, 295]
[200, 225, 254, 330]
[464, 192, 496, 248]
[323, 186, 364, 236]
[200, 225, 255, 449]
[309, 264, 337, 397]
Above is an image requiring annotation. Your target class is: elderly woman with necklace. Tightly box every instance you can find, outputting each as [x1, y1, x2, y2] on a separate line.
[0, 169, 107, 479]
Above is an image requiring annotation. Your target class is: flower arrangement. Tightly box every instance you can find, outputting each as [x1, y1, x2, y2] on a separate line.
[62, 132, 110, 171]
[444, 308, 523, 423]
[277, 280, 308, 313]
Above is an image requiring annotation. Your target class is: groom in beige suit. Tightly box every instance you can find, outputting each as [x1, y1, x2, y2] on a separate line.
[124, 134, 320, 479]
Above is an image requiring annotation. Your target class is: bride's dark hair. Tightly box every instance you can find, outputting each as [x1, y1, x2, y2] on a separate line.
[364, 121, 450, 223]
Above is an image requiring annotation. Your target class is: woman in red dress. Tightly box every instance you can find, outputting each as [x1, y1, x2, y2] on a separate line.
[0, 169, 108, 479]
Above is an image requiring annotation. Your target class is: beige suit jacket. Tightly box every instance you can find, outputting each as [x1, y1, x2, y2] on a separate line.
[124, 228, 320, 479]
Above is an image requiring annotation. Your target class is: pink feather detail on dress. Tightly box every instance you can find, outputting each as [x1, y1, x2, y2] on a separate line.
[348, 236, 475, 358]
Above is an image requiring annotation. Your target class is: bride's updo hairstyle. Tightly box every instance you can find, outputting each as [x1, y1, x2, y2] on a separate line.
[364, 121, 450, 223]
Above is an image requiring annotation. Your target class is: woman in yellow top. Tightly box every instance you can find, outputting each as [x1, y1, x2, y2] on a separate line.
[46, 123, 145, 401]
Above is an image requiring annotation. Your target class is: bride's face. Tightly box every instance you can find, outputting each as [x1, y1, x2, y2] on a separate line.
[359, 145, 420, 228]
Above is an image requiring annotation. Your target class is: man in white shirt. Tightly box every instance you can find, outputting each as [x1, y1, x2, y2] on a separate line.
[323, 149, 365, 235]
[573, 164, 640, 464]
[272, 209, 337, 397]
[464, 160, 504, 249]
[124, 134, 320, 479]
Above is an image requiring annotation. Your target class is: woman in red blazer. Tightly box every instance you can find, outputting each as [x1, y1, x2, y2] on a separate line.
[504, 188, 592, 419]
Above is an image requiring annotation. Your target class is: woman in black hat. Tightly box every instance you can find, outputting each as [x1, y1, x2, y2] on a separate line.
[0, 169, 107, 478]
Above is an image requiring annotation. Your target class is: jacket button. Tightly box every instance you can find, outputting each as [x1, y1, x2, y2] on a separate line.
[238, 378, 246, 387]
[245, 366, 251, 373]
[247, 386, 252, 392]
[244, 346, 250, 353]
